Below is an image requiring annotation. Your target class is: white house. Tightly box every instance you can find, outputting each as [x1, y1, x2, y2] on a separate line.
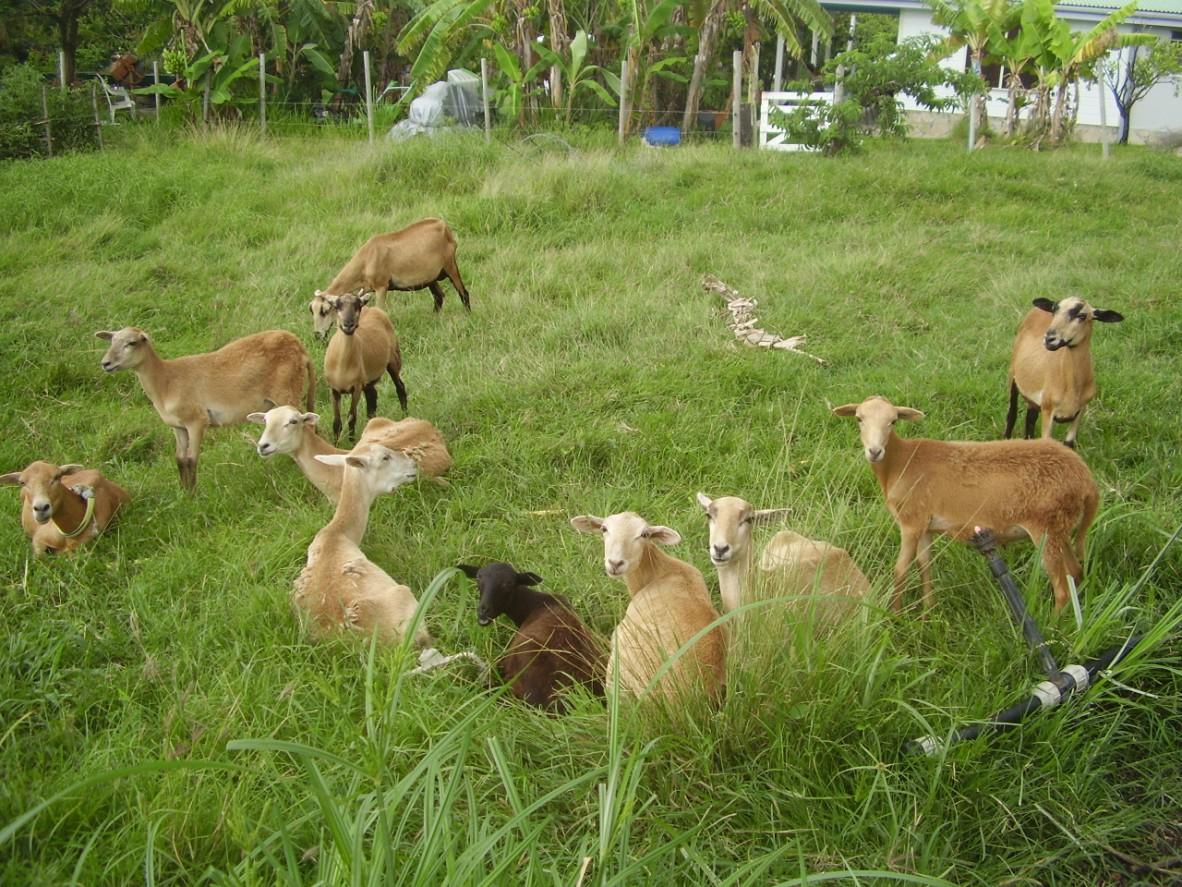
[819, 0, 1182, 143]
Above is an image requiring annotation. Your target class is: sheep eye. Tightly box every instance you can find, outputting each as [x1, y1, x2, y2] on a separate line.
[288, 419, 298, 426]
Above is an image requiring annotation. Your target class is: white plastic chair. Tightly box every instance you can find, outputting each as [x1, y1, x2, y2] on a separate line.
[97, 76, 137, 124]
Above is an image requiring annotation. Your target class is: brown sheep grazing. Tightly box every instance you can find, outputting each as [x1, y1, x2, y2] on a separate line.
[1, 461, 130, 556]
[317, 217, 471, 313]
[833, 395, 1099, 612]
[458, 562, 606, 712]
[1005, 296, 1124, 449]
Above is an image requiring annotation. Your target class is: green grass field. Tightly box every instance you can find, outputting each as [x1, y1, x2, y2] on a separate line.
[1, 127, 1180, 885]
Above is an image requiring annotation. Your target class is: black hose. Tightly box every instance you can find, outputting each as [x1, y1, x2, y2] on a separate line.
[904, 635, 1143, 756]
[970, 527, 1060, 676]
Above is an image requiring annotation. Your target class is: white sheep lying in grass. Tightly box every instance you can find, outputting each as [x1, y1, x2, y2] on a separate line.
[1, 461, 130, 556]
[695, 493, 870, 625]
[571, 511, 725, 702]
[292, 443, 429, 646]
[833, 395, 1099, 612]
[248, 406, 451, 502]
[1004, 296, 1124, 449]
[97, 327, 315, 491]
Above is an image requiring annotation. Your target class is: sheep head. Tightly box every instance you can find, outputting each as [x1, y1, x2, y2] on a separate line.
[1034, 296, 1124, 351]
[248, 406, 320, 457]
[695, 492, 789, 566]
[96, 327, 151, 372]
[457, 562, 544, 626]
[571, 511, 681, 579]
[832, 396, 923, 464]
[0, 461, 85, 524]
[314, 443, 416, 494]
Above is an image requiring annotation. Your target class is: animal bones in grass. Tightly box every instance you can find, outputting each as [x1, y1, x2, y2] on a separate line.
[701, 274, 826, 365]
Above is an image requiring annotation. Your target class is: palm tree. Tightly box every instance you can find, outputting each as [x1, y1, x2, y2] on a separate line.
[926, 0, 1014, 142]
[682, 0, 831, 134]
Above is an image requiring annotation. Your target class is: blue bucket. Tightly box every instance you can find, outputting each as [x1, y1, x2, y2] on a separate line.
[643, 126, 681, 147]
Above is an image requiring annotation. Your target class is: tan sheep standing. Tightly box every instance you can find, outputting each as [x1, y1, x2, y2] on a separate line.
[1005, 296, 1124, 449]
[323, 293, 408, 441]
[571, 512, 725, 702]
[96, 327, 315, 491]
[833, 395, 1098, 612]
[1, 461, 130, 556]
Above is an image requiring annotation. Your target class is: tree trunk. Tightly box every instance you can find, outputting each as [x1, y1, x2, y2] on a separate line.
[1050, 80, 1068, 143]
[547, 0, 567, 110]
[1116, 103, 1131, 144]
[1003, 71, 1020, 137]
[682, 0, 728, 133]
[337, 0, 376, 89]
[57, 0, 88, 85]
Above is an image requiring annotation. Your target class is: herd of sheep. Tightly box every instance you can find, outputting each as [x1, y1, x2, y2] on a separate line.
[1, 215, 1125, 710]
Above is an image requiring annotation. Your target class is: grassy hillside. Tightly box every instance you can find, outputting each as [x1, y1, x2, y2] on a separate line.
[1, 128, 1180, 885]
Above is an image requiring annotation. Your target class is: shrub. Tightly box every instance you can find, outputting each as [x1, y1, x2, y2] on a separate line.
[0, 64, 100, 160]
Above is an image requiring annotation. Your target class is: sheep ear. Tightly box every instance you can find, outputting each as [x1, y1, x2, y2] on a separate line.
[516, 571, 543, 586]
[261, 398, 277, 410]
[246, 412, 267, 425]
[0, 472, 22, 485]
[456, 564, 480, 579]
[301, 412, 320, 425]
[695, 492, 713, 510]
[896, 407, 925, 421]
[314, 454, 348, 466]
[570, 515, 604, 534]
[314, 289, 323, 297]
[643, 525, 682, 546]
[752, 508, 789, 524]
[1032, 298, 1056, 313]
[359, 292, 372, 306]
[344, 455, 368, 470]
[56, 464, 85, 478]
[1093, 308, 1124, 323]
[831, 403, 859, 417]
[95, 331, 115, 341]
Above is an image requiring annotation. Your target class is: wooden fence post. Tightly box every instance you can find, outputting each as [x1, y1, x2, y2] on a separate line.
[91, 82, 103, 149]
[732, 50, 742, 149]
[773, 34, 785, 93]
[1097, 77, 1110, 160]
[480, 57, 492, 143]
[41, 85, 53, 156]
[617, 60, 629, 144]
[363, 50, 374, 143]
[59, 50, 67, 91]
[202, 70, 211, 126]
[259, 53, 267, 135]
[153, 61, 161, 122]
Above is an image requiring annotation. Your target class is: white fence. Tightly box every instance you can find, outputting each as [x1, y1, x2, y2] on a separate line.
[759, 91, 832, 152]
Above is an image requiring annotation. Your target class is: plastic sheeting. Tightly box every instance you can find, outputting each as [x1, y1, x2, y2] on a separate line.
[387, 70, 481, 141]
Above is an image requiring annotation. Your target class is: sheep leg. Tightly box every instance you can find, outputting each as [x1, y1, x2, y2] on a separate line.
[1039, 403, 1056, 441]
[428, 281, 446, 312]
[1063, 407, 1085, 449]
[1023, 406, 1038, 438]
[1004, 381, 1020, 439]
[388, 364, 408, 413]
[916, 532, 935, 611]
[180, 422, 206, 492]
[373, 285, 389, 312]
[363, 382, 378, 418]
[892, 527, 921, 613]
[1039, 534, 1071, 611]
[443, 259, 471, 312]
[331, 389, 344, 440]
[347, 386, 360, 441]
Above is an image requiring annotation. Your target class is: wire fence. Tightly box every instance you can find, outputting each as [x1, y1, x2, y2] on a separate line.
[2, 49, 765, 161]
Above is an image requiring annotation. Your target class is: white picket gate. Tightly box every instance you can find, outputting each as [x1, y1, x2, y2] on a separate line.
[759, 91, 833, 152]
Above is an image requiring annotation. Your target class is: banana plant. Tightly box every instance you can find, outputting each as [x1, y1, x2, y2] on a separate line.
[532, 30, 618, 123]
[492, 41, 550, 123]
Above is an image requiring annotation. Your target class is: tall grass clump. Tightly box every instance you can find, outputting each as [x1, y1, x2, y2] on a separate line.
[0, 133, 1179, 885]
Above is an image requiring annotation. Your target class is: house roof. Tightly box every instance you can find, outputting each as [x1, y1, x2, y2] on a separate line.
[820, 0, 1182, 27]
